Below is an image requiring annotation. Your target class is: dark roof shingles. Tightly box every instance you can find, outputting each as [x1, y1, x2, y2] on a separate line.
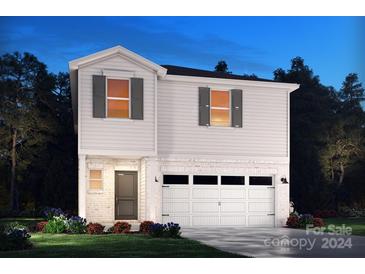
[161, 65, 277, 83]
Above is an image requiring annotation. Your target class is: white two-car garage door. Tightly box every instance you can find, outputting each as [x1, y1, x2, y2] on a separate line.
[162, 175, 275, 227]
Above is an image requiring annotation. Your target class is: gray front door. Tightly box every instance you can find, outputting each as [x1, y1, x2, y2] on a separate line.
[115, 171, 138, 220]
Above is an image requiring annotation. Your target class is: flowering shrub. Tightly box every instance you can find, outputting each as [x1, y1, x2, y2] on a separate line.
[139, 221, 154, 234]
[286, 215, 300, 228]
[338, 206, 365, 217]
[44, 215, 67, 233]
[0, 226, 32, 251]
[313, 218, 325, 227]
[43, 207, 65, 220]
[287, 213, 325, 228]
[149, 223, 165, 237]
[86, 223, 105, 234]
[112, 222, 131, 234]
[2, 221, 27, 231]
[165, 222, 181, 238]
[148, 222, 182, 238]
[313, 210, 337, 218]
[299, 214, 314, 228]
[36, 221, 48, 232]
[67, 216, 87, 234]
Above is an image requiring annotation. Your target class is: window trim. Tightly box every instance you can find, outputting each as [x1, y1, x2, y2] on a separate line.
[210, 89, 231, 127]
[88, 169, 104, 192]
[105, 77, 131, 119]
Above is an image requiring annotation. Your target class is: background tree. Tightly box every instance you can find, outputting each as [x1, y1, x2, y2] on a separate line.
[214, 60, 231, 74]
[0, 52, 56, 211]
[0, 53, 77, 214]
[274, 58, 365, 212]
[274, 57, 341, 212]
[320, 121, 363, 208]
[242, 73, 258, 80]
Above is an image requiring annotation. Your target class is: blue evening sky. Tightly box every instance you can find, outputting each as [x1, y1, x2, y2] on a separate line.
[0, 17, 364, 90]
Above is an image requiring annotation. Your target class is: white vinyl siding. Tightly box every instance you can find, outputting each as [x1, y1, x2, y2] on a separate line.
[157, 80, 288, 157]
[78, 54, 155, 153]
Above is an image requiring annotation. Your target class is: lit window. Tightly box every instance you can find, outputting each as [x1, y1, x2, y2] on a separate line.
[107, 79, 129, 118]
[89, 170, 103, 190]
[211, 90, 230, 126]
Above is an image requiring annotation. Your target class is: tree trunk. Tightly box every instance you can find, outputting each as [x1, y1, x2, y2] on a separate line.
[339, 163, 345, 185]
[10, 129, 18, 211]
[334, 163, 345, 211]
[330, 158, 335, 183]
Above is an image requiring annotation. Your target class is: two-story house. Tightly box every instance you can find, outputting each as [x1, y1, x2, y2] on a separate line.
[69, 45, 299, 228]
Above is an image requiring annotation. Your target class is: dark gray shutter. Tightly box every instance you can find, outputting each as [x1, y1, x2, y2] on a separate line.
[231, 89, 242, 127]
[131, 78, 144, 120]
[199, 87, 210, 126]
[93, 75, 106, 118]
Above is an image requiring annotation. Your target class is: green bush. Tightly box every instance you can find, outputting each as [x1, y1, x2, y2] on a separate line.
[149, 222, 181, 238]
[298, 214, 314, 228]
[44, 215, 67, 233]
[0, 225, 32, 251]
[1, 221, 28, 232]
[165, 222, 181, 238]
[66, 216, 87, 234]
[149, 223, 165, 237]
[338, 206, 365, 217]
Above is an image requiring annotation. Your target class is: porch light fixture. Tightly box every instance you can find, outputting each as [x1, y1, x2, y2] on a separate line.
[281, 176, 288, 184]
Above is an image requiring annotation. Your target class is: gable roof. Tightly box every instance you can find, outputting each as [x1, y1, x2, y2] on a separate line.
[161, 65, 277, 83]
[69, 45, 167, 77]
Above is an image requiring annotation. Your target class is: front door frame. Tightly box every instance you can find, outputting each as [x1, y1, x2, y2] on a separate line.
[115, 170, 138, 220]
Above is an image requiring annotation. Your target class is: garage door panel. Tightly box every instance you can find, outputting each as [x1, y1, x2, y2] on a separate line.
[192, 202, 219, 213]
[162, 215, 190, 226]
[248, 188, 274, 199]
[248, 215, 275, 227]
[221, 188, 245, 199]
[220, 202, 246, 213]
[248, 202, 274, 212]
[162, 176, 275, 227]
[221, 215, 246, 226]
[163, 187, 189, 199]
[192, 188, 219, 199]
[192, 215, 220, 226]
[162, 201, 189, 213]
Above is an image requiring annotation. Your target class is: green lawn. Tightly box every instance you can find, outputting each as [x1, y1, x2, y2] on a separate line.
[0, 218, 243, 258]
[324, 217, 365, 236]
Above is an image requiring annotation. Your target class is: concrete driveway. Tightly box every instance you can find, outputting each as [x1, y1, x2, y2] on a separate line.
[182, 227, 365, 257]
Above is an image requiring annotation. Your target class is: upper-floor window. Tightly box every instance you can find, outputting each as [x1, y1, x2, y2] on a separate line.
[210, 90, 230, 127]
[107, 79, 130, 118]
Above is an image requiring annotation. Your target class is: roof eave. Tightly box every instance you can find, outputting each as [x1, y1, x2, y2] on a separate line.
[162, 74, 300, 92]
